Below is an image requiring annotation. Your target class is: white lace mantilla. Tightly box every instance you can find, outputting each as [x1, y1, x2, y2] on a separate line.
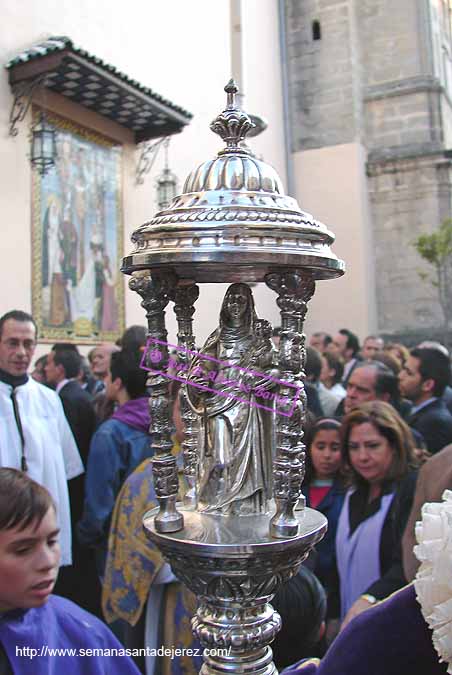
[414, 489, 452, 674]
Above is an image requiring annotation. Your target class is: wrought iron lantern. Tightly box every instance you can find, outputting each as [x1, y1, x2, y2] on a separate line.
[155, 138, 177, 209]
[30, 110, 57, 176]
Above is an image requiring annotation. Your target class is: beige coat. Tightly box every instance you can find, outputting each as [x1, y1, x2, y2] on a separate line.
[402, 444, 452, 581]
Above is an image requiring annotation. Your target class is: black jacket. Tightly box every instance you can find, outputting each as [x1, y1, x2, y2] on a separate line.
[59, 380, 96, 525]
[333, 470, 418, 609]
[408, 398, 452, 455]
[59, 380, 96, 466]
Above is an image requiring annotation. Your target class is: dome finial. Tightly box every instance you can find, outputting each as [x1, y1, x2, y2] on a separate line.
[210, 79, 256, 154]
[225, 78, 238, 107]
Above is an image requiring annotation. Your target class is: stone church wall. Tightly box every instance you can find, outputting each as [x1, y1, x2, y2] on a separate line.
[285, 0, 452, 337]
[368, 154, 452, 335]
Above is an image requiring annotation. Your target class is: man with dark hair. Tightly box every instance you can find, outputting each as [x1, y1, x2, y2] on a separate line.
[339, 361, 410, 421]
[361, 335, 384, 360]
[328, 328, 360, 385]
[0, 310, 83, 568]
[0, 310, 37, 346]
[309, 332, 332, 353]
[47, 347, 81, 380]
[341, 362, 389, 414]
[52, 342, 79, 353]
[78, 350, 153, 576]
[399, 347, 452, 454]
[418, 340, 452, 414]
[117, 324, 147, 351]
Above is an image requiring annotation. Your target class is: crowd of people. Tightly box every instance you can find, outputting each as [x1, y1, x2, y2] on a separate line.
[2, 309, 452, 673]
[280, 329, 452, 672]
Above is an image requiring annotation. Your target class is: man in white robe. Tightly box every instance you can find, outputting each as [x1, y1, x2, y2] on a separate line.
[0, 310, 83, 566]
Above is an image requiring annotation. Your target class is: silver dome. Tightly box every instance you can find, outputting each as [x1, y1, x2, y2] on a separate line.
[122, 80, 344, 283]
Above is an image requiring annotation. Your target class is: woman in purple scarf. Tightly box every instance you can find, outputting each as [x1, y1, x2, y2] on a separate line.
[335, 401, 418, 628]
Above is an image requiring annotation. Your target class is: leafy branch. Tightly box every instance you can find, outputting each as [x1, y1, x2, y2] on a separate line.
[413, 219, 452, 330]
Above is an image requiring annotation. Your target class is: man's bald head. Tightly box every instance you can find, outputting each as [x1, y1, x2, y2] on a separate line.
[89, 343, 120, 380]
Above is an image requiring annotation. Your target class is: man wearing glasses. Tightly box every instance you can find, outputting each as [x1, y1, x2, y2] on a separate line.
[0, 310, 83, 569]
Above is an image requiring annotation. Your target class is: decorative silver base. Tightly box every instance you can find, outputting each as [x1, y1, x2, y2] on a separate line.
[144, 506, 327, 675]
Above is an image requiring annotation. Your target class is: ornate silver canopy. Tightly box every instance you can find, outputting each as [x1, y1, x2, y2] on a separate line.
[122, 81, 344, 675]
[122, 80, 344, 283]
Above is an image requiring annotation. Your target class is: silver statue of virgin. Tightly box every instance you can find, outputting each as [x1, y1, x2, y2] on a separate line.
[187, 282, 278, 515]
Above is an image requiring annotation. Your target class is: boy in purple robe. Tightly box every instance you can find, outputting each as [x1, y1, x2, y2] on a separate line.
[0, 467, 140, 674]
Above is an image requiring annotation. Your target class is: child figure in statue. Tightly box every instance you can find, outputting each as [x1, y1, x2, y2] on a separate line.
[186, 283, 279, 515]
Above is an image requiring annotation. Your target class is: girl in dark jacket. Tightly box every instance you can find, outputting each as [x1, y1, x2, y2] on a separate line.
[304, 418, 345, 617]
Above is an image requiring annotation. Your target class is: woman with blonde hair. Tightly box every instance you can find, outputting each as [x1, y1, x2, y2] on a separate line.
[336, 401, 418, 628]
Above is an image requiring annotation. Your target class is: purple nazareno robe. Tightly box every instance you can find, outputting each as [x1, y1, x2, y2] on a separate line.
[281, 584, 447, 675]
[0, 595, 140, 674]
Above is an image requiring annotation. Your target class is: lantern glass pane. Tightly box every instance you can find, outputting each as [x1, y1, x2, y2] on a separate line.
[33, 132, 42, 160]
[42, 131, 52, 157]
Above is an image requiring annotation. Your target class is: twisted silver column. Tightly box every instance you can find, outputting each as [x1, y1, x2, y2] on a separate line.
[129, 271, 183, 533]
[172, 283, 200, 508]
[265, 269, 316, 538]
